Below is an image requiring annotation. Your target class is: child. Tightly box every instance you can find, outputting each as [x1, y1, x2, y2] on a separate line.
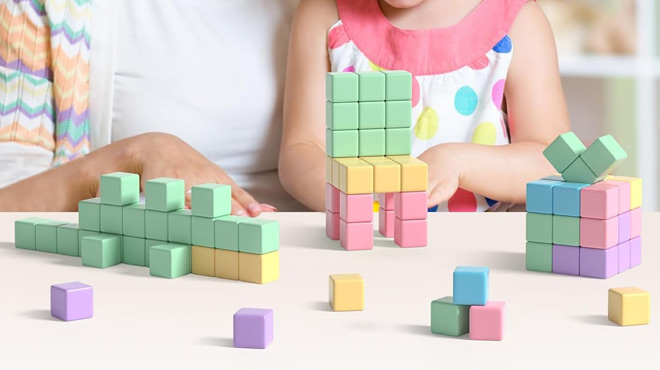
[279, 0, 570, 212]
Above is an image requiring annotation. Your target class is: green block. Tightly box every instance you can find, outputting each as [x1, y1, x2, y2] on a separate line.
[100, 204, 123, 235]
[384, 70, 412, 101]
[385, 100, 412, 128]
[238, 218, 279, 254]
[561, 157, 603, 184]
[191, 184, 231, 218]
[123, 236, 146, 266]
[81, 234, 121, 268]
[145, 239, 165, 267]
[15, 217, 50, 250]
[145, 178, 184, 212]
[100, 172, 139, 206]
[78, 198, 101, 231]
[146, 210, 169, 241]
[552, 215, 580, 247]
[358, 129, 385, 157]
[357, 71, 385, 102]
[581, 135, 628, 177]
[79, 230, 100, 249]
[326, 72, 358, 102]
[35, 220, 69, 253]
[326, 128, 358, 158]
[358, 102, 385, 129]
[168, 209, 192, 244]
[149, 244, 191, 279]
[214, 215, 247, 251]
[385, 127, 412, 155]
[123, 204, 146, 238]
[542, 132, 586, 173]
[526, 213, 552, 243]
[57, 223, 80, 257]
[526, 242, 553, 272]
[192, 216, 216, 247]
[430, 296, 470, 337]
[326, 101, 359, 130]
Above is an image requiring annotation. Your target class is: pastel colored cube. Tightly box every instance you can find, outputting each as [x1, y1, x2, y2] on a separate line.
[358, 101, 385, 129]
[326, 128, 359, 158]
[326, 101, 358, 130]
[618, 211, 631, 244]
[238, 219, 279, 254]
[100, 204, 123, 235]
[192, 245, 215, 277]
[337, 158, 374, 194]
[191, 184, 231, 218]
[562, 157, 602, 184]
[192, 216, 216, 248]
[581, 135, 628, 177]
[145, 210, 169, 241]
[378, 209, 394, 237]
[358, 129, 385, 157]
[385, 100, 412, 128]
[377, 193, 395, 210]
[326, 156, 334, 184]
[340, 192, 373, 223]
[630, 207, 642, 238]
[357, 71, 385, 102]
[57, 223, 80, 257]
[630, 237, 641, 267]
[385, 128, 412, 156]
[469, 301, 505, 341]
[15, 217, 50, 250]
[608, 287, 650, 326]
[394, 191, 427, 220]
[384, 70, 412, 101]
[360, 157, 400, 193]
[394, 218, 427, 248]
[36, 220, 69, 253]
[233, 308, 274, 349]
[526, 242, 552, 272]
[326, 211, 340, 240]
[215, 249, 239, 280]
[618, 241, 631, 273]
[542, 132, 586, 173]
[580, 217, 618, 249]
[122, 236, 146, 266]
[606, 176, 642, 210]
[78, 230, 100, 250]
[526, 213, 553, 244]
[430, 296, 470, 337]
[145, 178, 185, 212]
[168, 209, 192, 244]
[326, 72, 358, 102]
[144, 239, 165, 267]
[580, 182, 619, 220]
[100, 172, 139, 206]
[388, 155, 428, 192]
[601, 180, 631, 214]
[453, 266, 489, 306]
[580, 246, 618, 279]
[326, 183, 340, 213]
[78, 198, 101, 231]
[50, 282, 93, 321]
[340, 220, 373, 251]
[552, 215, 580, 247]
[215, 215, 245, 251]
[552, 244, 580, 275]
[149, 243, 191, 279]
[552, 182, 588, 217]
[238, 251, 280, 284]
[122, 204, 146, 238]
[329, 274, 364, 311]
[81, 234, 121, 268]
[526, 179, 561, 214]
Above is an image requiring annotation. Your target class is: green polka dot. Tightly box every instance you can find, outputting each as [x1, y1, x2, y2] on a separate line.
[414, 107, 439, 140]
[369, 61, 386, 72]
[472, 122, 496, 145]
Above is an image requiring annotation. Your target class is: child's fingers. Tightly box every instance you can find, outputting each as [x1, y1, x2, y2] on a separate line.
[231, 198, 249, 216]
[427, 183, 456, 208]
[231, 185, 261, 217]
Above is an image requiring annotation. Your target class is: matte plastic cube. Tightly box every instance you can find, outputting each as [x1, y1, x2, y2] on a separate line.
[123, 204, 146, 238]
[78, 198, 101, 231]
[358, 129, 385, 157]
[526, 179, 561, 214]
[192, 245, 215, 277]
[326, 128, 359, 158]
[630, 207, 642, 238]
[149, 243, 191, 278]
[144, 239, 164, 267]
[358, 101, 385, 129]
[357, 71, 385, 102]
[542, 132, 586, 173]
[388, 155, 428, 192]
[168, 209, 192, 244]
[340, 192, 373, 223]
[630, 237, 641, 267]
[606, 176, 642, 210]
[430, 296, 470, 337]
[36, 220, 69, 253]
[394, 191, 427, 220]
[326, 156, 334, 184]
[562, 157, 602, 184]
[394, 217, 427, 248]
[602, 180, 631, 214]
[618, 211, 631, 244]
[581, 135, 627, 177]
[100, 172, 139, 206]
[57, 223, 80, 256]
[145, 178, 185, 212]
[326, 211, 340, 240]
[378, 209, 394, 237]
[50, 282, 93, 321]
[145, 210, 168, 241]
[580, 246, 618, 279]
[238, 219, 279, 254]
[361, 157, 401, 193]
[15, 217, 50, 250]
[78, 230, 100, 250]
[377, 193, 395, 210]
[81, 234, 121, 268]
[326, 183, 340, 213]
[552, 244, 580, 275]
[552, 215, 580, 247]
[384, 70, 412, 101]
[122, 236, 146, 266]
[385, 100, 412, 128]
[191, 184, 231, 218]
[215, 215, 245, 251]
[580, 182, 619, 220]
[337, 158, 374, 194]
[191, 216, 216, 248]
[526, 242, 552, 272]
[526, 213, 552, 243]
[385, 127, 412, 156]
[552, 182, 588, 217]
[100, 204, 123, 235]
[215, 249, 239, 280]
[339, 220, 373, 251]
[580, 217, 618, 249]
[453, 266, 489, 306]
[238, 251, 280, 284]
[618, 241, 631, 273]
[329, 274, 364, 311]
[608, 287, 650, 326]
[470, 301, 505, 341]
[233, 308, 274, 349]
[326, 72, 358, 102]
[326, 101, 358, 130]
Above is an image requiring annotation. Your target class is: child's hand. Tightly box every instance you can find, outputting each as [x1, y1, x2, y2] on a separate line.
[417, 144, 463, 208]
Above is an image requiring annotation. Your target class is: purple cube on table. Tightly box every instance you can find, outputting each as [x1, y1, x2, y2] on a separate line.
[552, 245, 579, 275]
[233, 308, 273, 349]
[50, 282, 93, 321]
[579, 246, 618, 279]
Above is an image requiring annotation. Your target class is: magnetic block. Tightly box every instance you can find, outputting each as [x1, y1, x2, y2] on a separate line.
[36, 220, 69, 253]
[552, 182, 588, 217]
[542, 132, 586, 173]
[601, 180, 631, 214]
[238, 218, 279, 254]
[388, 155, 428, 192]
[329, 274, 364, 311]
[608, 287, 650, 326]
[339, 220, 373, 251]
[469, 301, 505, 341]
[552, 244, 580, 275]
[385, 127, 412, 156]
[215, 249, 239, 280]
[606, 176, 642, 210]
[581, 135, 628, 177]
[580, 182, 619, 220]
[618, 241, 631, 273]
[50, 282, 93, 321]
[384, 70, 412, 101]
[191, 184, 231, 218]
[122, 236, 146, 266]
[326, 211, 340, 240]
[233, 308, 274, 349]
[377, 193, 395, 210]
[78, 198, 101, 231]
[122, 204, 146, 238]
[430, 297, 470, 336]
[81, 234, 121, 268]
[580, 217, 618, 249]
[57, 223, 80, 257]
[145, 178, 185, 212]
[526, 179, 561, 214]
[526, 242, 552, 272]
[168, 209, 192, 244]
[358, 101, 385, 129]
[562, 157, 602, 184]
[326, 72, 358, 102]
[394, 217, 427, 248]
[337, 158, 374, 194]
[618, 211, 631, 244]
[630, 237, 641, 267]
[326, 101, 359, 130]
[552, 215, 580, 247]
[526, 213, 553, 244]
[15, 217, 50, 250]
[630, 207, 642, 238]
[145, 210, 168, 241]
[100, 204, 123, 235]
[100, 172, 139, 206]
[358, 129, 385, 157]
[378, 209, 394, 237]
[357, 71, 385, 102]
[340, 192, 373, 223]
[326, 128, 359, 158]
[326, 183, 340, 213]
[238, 251, 280, 284]
[385, 100, 412, 128]
[192, 245, 215, 277]
[191, 216, 216, 248]
[580, 246, 618, 279]
[361, 157, 400, 193]
[453, 266, 489, 306]
[149, 243, 191, 278]
[215, 215, 245, 251]
[394, 191, 427, 220]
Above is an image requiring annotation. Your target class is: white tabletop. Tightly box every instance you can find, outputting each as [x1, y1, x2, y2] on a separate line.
[0, 212, 658, 370]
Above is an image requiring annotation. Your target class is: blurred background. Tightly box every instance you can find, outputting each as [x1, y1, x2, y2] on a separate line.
[537, 0, 659, 210]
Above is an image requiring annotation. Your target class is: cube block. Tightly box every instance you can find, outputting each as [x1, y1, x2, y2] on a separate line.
[145, 210, 169, 242]
[191, 184, 231, 218]
[526, 242, 552, 272]
[122, 236, 146, 266]
[326, 101, 358, 130]
[78, 198, 101, 231]
[357, 71, 385, 102]
[361, 157, 400, 193]
[215, 249, 239, 280]
[394, 191, 427, 220]
[358, 129, 385, 157]
[630, 237, 641, 267]
[552, 244, 580, 275]
[168, 209, 192, 244]
[326, 183, 340, 213]
[339, 220, 373, 251]
[552, 215, 580, 247]
[100, 204, 123, 235]
[329, 274, 364, 311]
[385, 100, 412, 128]
[340, 192, 373, 223]
[215, 215, 245, 251]
[542, 132, 586, 173]
[36, 220, 69, 253]
[388, 156, 428, 192]
[57, 223, 80, 257]
[81, 234, 121, 268]
[100, 172, 139, 206]
[238, 251, 280, 284]
[608, 287, 650, 326]
[50, 282, 93, 321]
[581, 135, 627, 177]
[384, 70, 412, 101]
[385, 127, 412, 156]
[378, 209, 394, 237]
[453, 266, 489, 306]
[192, 246, 215, 277]
[15, 217, 50, 250]
[526, 180, 561, 214]
[149, 243, 191, 279]
[618, 211, 631, 243]
[191, 216, 216, 248]
[630, 207, 642, 238]
[326, 128, 358, 158]
[394, 217, 427, 248]
[144, 239, 164, 267]
[145, 178, 185, 212]
[580, 217, 618, 249]
[233, 308, 274, 349]
[470, 301, 505, 341]
[326, 72, 358, 102]
[526, 213, 553, 244]
[618, 241, 631, 273]
[603, 180, 631, 214]
[238, 219, 279, 254]
[552, 182, 588, 217]
[122, 204, 146, 238]
[580, 182, 619, 220]
[358, 101, 385, 129]
[430, 296, 470, 337]
[78, 230, 100, 250]
[377, 193, 395, 210]
[606, 176, 642, 210]
[562, 157, 602, 184]
[337, 158, 374, 194]
[326, 211, 340, 240]
[580, 246, 618, 279]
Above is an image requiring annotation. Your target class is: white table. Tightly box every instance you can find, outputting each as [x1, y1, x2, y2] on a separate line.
[0, 212, 658, 369]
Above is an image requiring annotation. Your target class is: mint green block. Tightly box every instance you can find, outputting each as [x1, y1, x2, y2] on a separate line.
[79, 230, 100, 249]
[146, 210, 168, 241]
[326, 128, 358, 158]
[123, 204, 146, 238]
[100, 172, 139, 206]
[123, 236, 146, 266]
[191, 184, 231, 218]
[145, 178, 184, 212]
[238, 219, 279, 254]
[100, 204, 123, 235]
[149, 244, 191, 279]
[385, 100, 412, 128]
[358, 129, 385, 157]
[35, 220, 69, 253]
[358, 102, 385, 129]
[78, 198, 101, 231]
[542, 132, 586, 173]
[57, 223, 80, 257]
[357, 71, 385, 102]
[430, 296, 470, 337]
[385, 127, 412, 155]
[526, 242, 553, 272]
[192, 216, 216, 247]
[168, 209, 192, 244]
[81, 234, 121, 268]
[214, 215, 247, 251]
[326, 72, 358, 102]
[581, 135, 628, 177]
[384, 71, 412, 101]
[326, 101, 359, 130]
[15, 217, 50, 250]
[552, 215, 580, 247]
[561, 157, 603, 184]
[526, 213, 552, 243]
[145, 239, 165, 267]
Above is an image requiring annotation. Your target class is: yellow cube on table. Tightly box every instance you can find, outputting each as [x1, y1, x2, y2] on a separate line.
[215, 249, 239, 280]
[192, 246, 215, 277]
[608, 287, 650, 326]
[239, 251, 280, 284]
[388, 155, 428, 192]
[329, 274, 364, 311]
[361, 157, 401, 193]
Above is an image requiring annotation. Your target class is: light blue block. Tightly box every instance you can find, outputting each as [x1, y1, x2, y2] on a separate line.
[453, 266, 489, 306]
[552, 182, 589, 217]
[526, 180, 561, 214]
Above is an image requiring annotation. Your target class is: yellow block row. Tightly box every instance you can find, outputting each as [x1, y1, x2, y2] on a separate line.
[191, 246, 279, 284]
[326, 155, 428, 194]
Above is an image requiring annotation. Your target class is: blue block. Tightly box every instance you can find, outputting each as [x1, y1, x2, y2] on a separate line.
[453, 266, 489, 306]
[526, 180, 561, 214]
[552, 182, 589, 217]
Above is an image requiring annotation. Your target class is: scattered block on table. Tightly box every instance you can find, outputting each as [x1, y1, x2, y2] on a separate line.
[50, 282, 93, 321]
[15, 217, 50, 250]
[430, 296, 470, 337]
[606, 175, 642, 210]
[122, 236, 146, 266]
[552, 182, 588, 217]
[100, 204, 123, 235]
[57, 223, 80, 257]
[542, 132, 586, 173]
[326, 72, 358, 102]
[384, 70, 412, 101]
[394, 217, 427, 248]
[168, 209, 192, 244]
[358, 101, 385, 129]
[326, 211, 340, 240]
[580, 182, 619, 220]
[149, 243, 191, 279]
[233, 308, 274, 349]
[608, 287, 650, 326]
[581, 135, 628, 177]
[385, 100, 412, 129]
[358, 128, 385, 157]
[630, 236, 641, 267]
[329, 274, 364, 311]
[361, 157, 401, 193]
[326, 128, 359, 158]
[579, 246, 618, 279]
[388, 156, 428, 192]
[81, 234, 121, 268]
[145, 210, 168, 242]
[339, 192, 373, 223]
[326, 101, 358, 131]
[339, 220, 373, 251]
[453, 266, 489, 306]
[192, 246, 215, 277]
[191, 216, 216, 248]
[526, 242, 553, 272]
[100, 172, 139, 206]
[357, 71, 385, 102]
[78, 198, 101, 231]
[580, 217, 618, 249]
[337, 158, 373, 194]
[215, 215, 245, 251]
[526, 179, 561, 214]
[238, 219, 279, 255]
[469, 301, 505, 341]
[122, 204, 146, 238]
[35, 220, 69, 253]
[385, 128, 412, 156]
[394, 191, 427, 220]
[618, 211, 631, 243]
[630, 207, 642, 238]
[191, 184, 231, 218]
[552, 245, 580, 275]
[215, 249, 239, 280]
[552, 215, 580, 247]
[238, 251, 280, 284]
[618, 241, 631, 273]
[377, 193, 395, 211]
[562, 157, 602, 184]
[378, 209, 394, 237]
[526, 213, 553, 244]
[326, 183, 340, 213]
[145, 178, 185, 212]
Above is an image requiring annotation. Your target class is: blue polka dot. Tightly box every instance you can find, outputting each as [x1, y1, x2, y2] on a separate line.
[492, 36, 512, 53]
[485, 197, 499, 207]
[454, 86, 478, 116]
[428, 205, 439, 212]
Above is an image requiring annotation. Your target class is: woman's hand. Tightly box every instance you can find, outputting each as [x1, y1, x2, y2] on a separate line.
[417, 144, 463, 208]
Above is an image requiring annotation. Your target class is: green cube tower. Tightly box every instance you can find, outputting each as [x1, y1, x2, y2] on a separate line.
[385, 128, 412, 155]
[100, 172, 139, 206]
[326, 72, 358, 102]
[358, 102, 385, 129]
[326, 128, 358, 158]
[357, 71, 385, 102]
[358, 129, 385, 157]
[191, 184, 231, 218]
[145, 178, 184, 212]
[385, 100, 412, 128]
[430, 296, 470, 336]
[238, 219, 279, 255]
[326, 101, 359, 130]
[384, 70, 412, 101]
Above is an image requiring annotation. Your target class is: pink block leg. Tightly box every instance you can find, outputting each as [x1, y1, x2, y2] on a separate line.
[630, 207, 642, 238]
[394, 217, 427, 248]
[378, 208, 395, 237]
[325, 211, 340, 240]
[340, 192, 374, 223]
[340, 220, 373, 251]
[469, 301, 505, 341]
[325, 183, 340, 213]
[377, 193, 395, 211]
[394, 191, 428, 220]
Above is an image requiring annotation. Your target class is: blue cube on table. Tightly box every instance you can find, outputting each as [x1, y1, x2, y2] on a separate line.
[526, 180, 562, 214]
[552, 182, 589, 217]
[453, 266, 489, 306]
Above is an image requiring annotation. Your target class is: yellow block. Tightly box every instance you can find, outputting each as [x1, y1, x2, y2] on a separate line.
[239, 251, 280, 284]
[388, 155, 428, 192]
[606, 176, 642, 210]
[326, 156, 333, 184]
[338, 158, 374, 194]
[608, 287, 650, 326]
[192, 246, 215, 277]
[215, 249, 239, 280]
[361, 156, 401, 193]
[332, 157, 360, 186]
[329, 274, 364, 311]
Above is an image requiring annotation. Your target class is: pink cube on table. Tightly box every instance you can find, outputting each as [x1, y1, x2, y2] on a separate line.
[394, 217, 427, 248]
[618, 241, 630, 273]
[618, 211, 631, 244]
[50, 282, 93, 321]
[394, 191, 428, 220]
[340, 220, 373, 251]
[469, 301, 505, 341]
[602, 180, 631, 214]
[325, 183, 340, 213]
[580, 217, 618, 249]
[377, 193, 395, 211]
[630, 236, 641, 267]
[378, 208, 394, 237]
[580, 183, 619, 220]
[340, 192, 373, 223]
[630, 207, 642, 238]
[580, 246, 618, 279]
[326, 211, 340, 240]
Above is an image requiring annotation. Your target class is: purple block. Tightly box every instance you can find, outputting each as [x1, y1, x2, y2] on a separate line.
[233, 308, 273, 349]
[618, 241, 631, 273]
[630, 236, 642, 268]
[579, 246, 618, 279]
[618, 212, 631, 244]
[50, 282, 93, 321]
[552, 245, 580, 275]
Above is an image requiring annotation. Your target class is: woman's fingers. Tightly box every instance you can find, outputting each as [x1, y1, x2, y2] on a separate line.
[260, 203, 278, 212]
[230, 185, 261, 217]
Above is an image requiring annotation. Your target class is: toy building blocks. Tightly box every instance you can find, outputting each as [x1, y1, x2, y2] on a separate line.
[469, 301, 506, 341]
[329, 274, 364, 311]
[50, 282, 93, 321]
[233, 308, 274, 349]
[431, 297, 470, 337]
[608, 287, 650, 326]
[453, 266, 489, 306]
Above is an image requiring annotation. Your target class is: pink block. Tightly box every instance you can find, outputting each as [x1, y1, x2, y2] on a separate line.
[580, 183, 619, 220]
[325, 211, 340, 240]
[580, 217, 618, 249]
[394, 217, 427, 248]
[618, 241, 631, 273]
[377, 193, 395, 211]
[630, 207, 642, 238]
[325, 183, 340, 213]
[339, 220, 373, 251]
[340, 192, 373, 223]
[378, 208, 394, 237]
[469, 301, 505, 341]
[630, 236, 641, 267]
[394, 191, 428, 220]
[601, 180, 631, 214]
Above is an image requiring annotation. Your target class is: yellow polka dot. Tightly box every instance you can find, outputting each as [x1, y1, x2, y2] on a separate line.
[414, 107, 439, 140]
[373, 201, 380, 212]
[472, 122, 497, 145]
[368, 61, 386, 72]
